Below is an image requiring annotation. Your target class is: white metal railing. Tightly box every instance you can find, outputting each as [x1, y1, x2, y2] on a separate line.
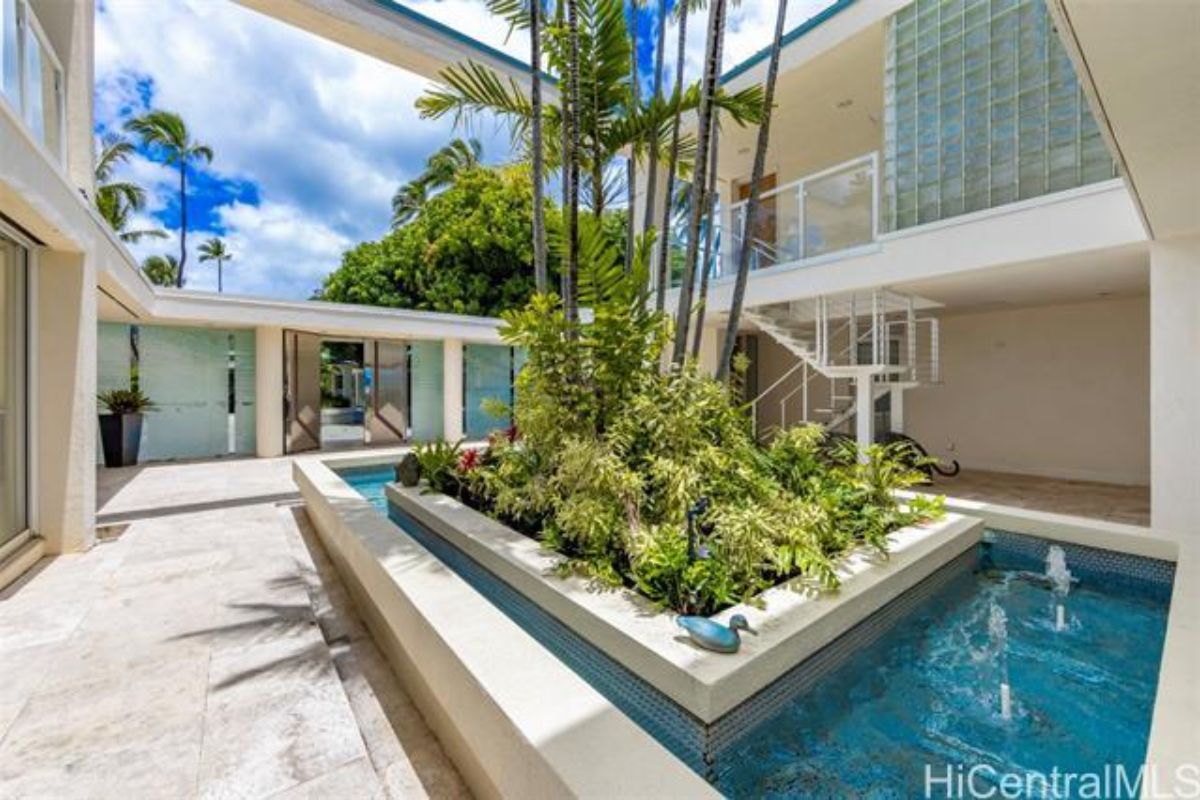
[1, 0, 66, 163]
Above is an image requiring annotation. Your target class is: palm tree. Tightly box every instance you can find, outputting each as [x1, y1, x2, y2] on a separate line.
[565, 0, 581, 323]
[529, 0, 549, 293]
[141, 254, 179, 288]
[655, 0, 694, 311]
[717, 0, 789, 381]
[691, 109, 721, 358]
[198, 237, 233, 293]
[93, 134, 167, 244]
[391, 138, 483, 227]
[672, 0, 729, 364]
[640, 0, 668, 238]
[125, 111, 213, 288]
[419, 0, 764, 261]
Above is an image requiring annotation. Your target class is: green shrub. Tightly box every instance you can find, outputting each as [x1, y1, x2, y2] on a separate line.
[413, 439, 462, 495]
[413, 223, 943, 615]
[97, 388, 156, 414]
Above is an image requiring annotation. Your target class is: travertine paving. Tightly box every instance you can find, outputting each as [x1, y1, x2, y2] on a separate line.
[920, 469, 1150, 526]
[0, 455, 469, 799]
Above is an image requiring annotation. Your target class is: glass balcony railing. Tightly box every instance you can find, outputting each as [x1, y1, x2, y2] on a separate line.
[1, 0, 65, 163]
[669, 153, 878, 289]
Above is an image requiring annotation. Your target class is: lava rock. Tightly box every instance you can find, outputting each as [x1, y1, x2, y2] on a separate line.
[395, 453, 420, 487]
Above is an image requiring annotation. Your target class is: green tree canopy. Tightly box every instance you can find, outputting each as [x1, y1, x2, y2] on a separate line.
[320, 165, 580, 317]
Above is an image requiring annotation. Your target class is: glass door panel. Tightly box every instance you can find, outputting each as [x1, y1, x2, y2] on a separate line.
[0, 234, 27, 545]
[464, 345, 511, 439]
[138, 326, 229, 461]
[409, 341, 443, 442]
[365, 339, 407, 445]
[284, 330, 321, 453]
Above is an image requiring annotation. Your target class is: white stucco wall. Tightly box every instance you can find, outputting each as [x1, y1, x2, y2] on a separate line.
[906, 295, 1150, 486]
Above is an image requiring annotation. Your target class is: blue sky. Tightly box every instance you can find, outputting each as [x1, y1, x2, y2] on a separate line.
[95, 0, 832, 300]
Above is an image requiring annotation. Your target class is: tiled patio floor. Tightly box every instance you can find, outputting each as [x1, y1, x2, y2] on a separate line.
[919, 468, 1150, 526]
[0, 453, 470, 799]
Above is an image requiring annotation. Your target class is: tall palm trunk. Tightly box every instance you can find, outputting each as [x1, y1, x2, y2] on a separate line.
[218, 257, 223, 293]
[530, 0, 548, 293]
[564, 0, 581, 324]
[625, 16, 639, 274]
[672, 0, 727, 364]
[655, 0, 689, 312]
[641, 0, 667, 237]
[691, 111, 720, 359]
[717, 0, 788, 382]
[177, 163, 187, 288]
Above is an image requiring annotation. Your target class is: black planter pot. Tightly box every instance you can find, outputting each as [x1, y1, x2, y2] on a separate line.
[99, 413, 144, 468]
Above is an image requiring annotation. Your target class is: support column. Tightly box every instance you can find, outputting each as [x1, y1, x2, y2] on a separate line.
[890, 386, 905, 434]
[697, 324, 720, 376]
[1150, 235, 1200, 535]
[855, 374, 875, 463]
[255, 325, 284, 457]
[37, 250, 94, 554]
[443, 338, 464, 442]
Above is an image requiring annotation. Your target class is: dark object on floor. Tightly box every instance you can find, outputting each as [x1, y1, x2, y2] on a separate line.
[877, 431, 961, 478]
[396, 453, 421, 487]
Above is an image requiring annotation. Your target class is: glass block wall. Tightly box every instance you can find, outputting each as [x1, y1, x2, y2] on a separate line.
[883, 0, 1117, 232]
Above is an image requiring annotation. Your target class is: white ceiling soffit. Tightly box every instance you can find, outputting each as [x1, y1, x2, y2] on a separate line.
[233, 0, 540, 89]
[1047, 0, 1200, 241]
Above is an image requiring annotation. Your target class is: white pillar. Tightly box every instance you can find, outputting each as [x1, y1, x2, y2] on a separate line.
[443, 338, 464, 442]
[855, 374, 875, 463]
[1150, 235, 1200, 535]
[255, 326, 284, 457]
[890, 386, 905, 434]
[697, 324, 720, 376]
[37, 250, 95, 553]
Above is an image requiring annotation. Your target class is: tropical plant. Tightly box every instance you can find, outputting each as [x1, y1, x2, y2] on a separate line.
[97, 388, 156, 415]
[125, 110, 213, 287]
[413, 439, 463, 495]
[418, 0, 765, 310]
[718, 0, 789, 380]
[141, 254, 180, 287]
[93, 134, 167, 244]
[391, 137, 483, 227]
[198, 237, 233, 293]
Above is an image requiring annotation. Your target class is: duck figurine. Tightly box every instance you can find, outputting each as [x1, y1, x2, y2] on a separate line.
[677, 613, 753, 654]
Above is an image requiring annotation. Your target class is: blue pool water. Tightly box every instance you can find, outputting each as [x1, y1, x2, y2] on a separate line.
[338, 466, 1172, 798]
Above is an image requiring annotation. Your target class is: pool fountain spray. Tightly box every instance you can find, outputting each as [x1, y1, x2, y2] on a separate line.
[1045, 545, 1073, 631]
[988, 601, 1012, 720]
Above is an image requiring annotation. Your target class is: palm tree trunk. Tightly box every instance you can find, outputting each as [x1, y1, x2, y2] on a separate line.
[565, 0, 581, 324]
[691, 112, 720, 359]
[655, 0, 688, 312]
[625, 17, 640, 274]
[178, 163, 187, 288]
[717, 0, 788, 382]
[641, 0, 667, 237]
[672, 0, 727, 364]
[530, 0, 548, 293]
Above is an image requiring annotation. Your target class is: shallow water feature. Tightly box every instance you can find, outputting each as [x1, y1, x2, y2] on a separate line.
[338, 465, 1172, 799]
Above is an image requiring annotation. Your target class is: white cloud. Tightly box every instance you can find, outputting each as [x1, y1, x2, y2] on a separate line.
[96, 0, 514, 299]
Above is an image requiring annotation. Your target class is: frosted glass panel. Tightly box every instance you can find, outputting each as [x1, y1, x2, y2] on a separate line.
[138, 326, 229, 461]
[804, 163, 874, 258]
[884, 0, 1116, 232]
[464, 344, 511, 439]
[1, 0, 18, 104]
[231, 330, 256, 455]
[409, 341, 444, 441]
[97, 323, 132, 394]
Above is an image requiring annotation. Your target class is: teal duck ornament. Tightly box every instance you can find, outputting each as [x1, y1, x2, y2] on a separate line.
[677, 614, 752, 654]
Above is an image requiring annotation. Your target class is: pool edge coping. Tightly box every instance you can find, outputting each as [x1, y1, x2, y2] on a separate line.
[293, 456, 718, 799]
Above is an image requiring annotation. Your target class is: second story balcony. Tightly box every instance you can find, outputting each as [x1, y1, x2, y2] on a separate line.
[1, 0, 66, 165]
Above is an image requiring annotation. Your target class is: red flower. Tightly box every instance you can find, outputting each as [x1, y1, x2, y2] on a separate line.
[458, 448, 482, 473]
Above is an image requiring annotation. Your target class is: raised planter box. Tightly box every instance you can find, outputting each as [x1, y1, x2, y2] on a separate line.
[389, 483, 984, 724]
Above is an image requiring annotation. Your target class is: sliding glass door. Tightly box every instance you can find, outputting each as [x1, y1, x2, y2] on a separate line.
[0, 234, 27, 546]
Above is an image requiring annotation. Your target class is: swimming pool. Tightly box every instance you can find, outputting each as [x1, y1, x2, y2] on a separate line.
[338, 465, 1172, 797]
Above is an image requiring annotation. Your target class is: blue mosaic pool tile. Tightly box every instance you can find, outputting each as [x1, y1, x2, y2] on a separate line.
[380, 498, 1177, 782]
[984, 529, 1175, 603]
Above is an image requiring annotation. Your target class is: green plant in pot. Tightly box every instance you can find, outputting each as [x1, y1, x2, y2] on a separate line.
[97, 389, 156, 467]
